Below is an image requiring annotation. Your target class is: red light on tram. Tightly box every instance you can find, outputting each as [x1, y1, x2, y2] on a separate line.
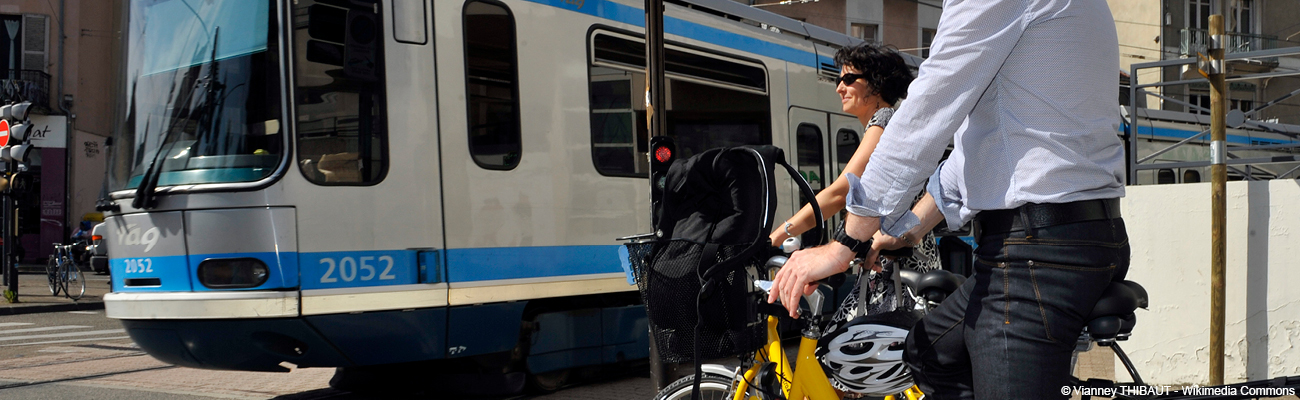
[654, 146, 672, 163]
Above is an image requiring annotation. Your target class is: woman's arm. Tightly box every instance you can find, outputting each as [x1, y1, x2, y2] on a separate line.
[769, 124, 885, 246]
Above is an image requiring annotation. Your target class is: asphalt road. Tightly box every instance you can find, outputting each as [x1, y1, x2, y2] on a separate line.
[0, 310, 657, 400]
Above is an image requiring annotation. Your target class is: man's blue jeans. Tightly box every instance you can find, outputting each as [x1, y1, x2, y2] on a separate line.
[903, 215, 1130, 399]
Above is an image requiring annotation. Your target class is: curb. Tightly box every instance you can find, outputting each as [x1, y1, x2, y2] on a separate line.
[0, 301, 105, 316]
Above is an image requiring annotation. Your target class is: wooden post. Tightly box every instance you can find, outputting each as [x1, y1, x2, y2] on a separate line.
[644, 0, 670, 391]
[1207, 13, 1227, 387]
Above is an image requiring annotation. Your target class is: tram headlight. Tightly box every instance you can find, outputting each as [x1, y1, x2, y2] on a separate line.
[198, 258, 270, 289]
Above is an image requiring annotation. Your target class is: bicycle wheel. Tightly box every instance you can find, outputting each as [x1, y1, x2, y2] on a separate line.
[62, 260, 86, 300]
[45, 256, 61, 296]
[656, 372, 752, 400]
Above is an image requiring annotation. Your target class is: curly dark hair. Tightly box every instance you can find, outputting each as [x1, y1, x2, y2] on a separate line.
[833, 43, 914, 105]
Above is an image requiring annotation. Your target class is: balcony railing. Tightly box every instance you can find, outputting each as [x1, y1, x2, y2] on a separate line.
[0, 70, 52, 111]
[1180, 28, 1279, 57]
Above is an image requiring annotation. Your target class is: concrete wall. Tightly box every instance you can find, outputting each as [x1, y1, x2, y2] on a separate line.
[845, 0, 883, 39]
[65, 0, 120, 224]
[1122, 180, 1300, 385]
[916, 0, 940, 32]
[752, 0, 846, 35]
[882, 0, 919, 56]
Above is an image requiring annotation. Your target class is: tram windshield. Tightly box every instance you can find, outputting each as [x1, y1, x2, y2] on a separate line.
[111, 0, 283, 191]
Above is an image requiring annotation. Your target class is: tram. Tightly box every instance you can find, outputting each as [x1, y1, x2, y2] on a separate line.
[1125, 107, 1300, 185]
[99, 0, 918, 390]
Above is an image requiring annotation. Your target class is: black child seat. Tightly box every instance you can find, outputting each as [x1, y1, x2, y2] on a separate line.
[624, 145, 823, 396]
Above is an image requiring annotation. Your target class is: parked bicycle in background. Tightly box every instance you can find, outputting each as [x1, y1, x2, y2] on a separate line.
[46, 243, 86, 300]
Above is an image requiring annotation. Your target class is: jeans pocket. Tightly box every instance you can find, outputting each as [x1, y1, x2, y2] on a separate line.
[1025, 260, 1115, 343]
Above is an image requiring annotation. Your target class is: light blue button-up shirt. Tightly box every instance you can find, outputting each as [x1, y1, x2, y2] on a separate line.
[845, 0, 1127, 233]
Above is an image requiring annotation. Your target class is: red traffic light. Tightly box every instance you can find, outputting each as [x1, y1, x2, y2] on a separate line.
[654, 146, 672, 163]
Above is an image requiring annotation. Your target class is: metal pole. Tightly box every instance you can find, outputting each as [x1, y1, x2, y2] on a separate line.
[1207, 13, 1227, 387]
[3, 163, 15, 303]
[644, 0, 670, 391]
[646, 0, 666, 140]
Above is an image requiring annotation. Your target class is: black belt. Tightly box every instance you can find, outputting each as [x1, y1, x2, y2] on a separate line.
[975, 198, 1121, 235]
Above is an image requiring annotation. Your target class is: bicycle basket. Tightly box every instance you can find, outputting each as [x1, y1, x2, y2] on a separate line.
[626, 240, 766, 363]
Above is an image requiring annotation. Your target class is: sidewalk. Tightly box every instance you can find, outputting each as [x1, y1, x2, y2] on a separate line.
[1, 264, 110, 315]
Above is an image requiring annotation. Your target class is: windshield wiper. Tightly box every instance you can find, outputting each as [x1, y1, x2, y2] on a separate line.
[133, 27, 221, 209]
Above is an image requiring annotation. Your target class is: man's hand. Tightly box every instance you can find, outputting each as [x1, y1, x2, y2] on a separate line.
[766, 242, 854, 318]
[866, 230, 910, 270]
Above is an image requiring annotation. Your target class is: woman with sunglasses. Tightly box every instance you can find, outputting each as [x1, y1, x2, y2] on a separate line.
[768, 43, 938, 349]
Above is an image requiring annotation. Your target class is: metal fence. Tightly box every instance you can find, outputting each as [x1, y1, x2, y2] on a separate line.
[1180, 28, 1280, 56]
[1125, 46, 1300, 184]
[0, 69, 51, 110]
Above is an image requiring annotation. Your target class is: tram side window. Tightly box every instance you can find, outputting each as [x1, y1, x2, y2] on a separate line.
[590, 69, 646, 175]
[835, 128, 859, 177]
[588, 32, 770, 177]
[293, 0, 389, 185]
[464, 1, 522, 170]
[796, 124, 825, 192]
[1157, 168, 1175, 184]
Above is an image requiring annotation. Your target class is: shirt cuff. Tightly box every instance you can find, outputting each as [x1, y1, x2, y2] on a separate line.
[844, 172, 876, 217]
[926, 161, 966, 231]
[844, 172, 921, 238]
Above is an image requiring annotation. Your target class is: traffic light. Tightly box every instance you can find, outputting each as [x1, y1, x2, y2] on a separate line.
[0, 101, 37, 196]
[0, 101, 35, 166]
[648, 136, 676, 228]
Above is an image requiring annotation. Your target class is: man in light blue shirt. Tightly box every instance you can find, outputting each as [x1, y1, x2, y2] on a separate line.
[768, 0, 1130, 398]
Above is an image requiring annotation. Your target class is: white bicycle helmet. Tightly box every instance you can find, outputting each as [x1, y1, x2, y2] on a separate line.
[816, 309, 920, 395]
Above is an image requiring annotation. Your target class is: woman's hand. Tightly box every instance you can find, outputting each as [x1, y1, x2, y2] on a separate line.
[769, 230, 789, 248]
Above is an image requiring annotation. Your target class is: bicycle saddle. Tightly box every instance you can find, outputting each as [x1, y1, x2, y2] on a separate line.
[1084, 280, 1147, 343]
[899, 269, 965, 304]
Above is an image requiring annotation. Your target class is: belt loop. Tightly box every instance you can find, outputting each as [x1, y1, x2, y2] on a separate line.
[1103, 198, 1118, 232]
[1019, 205, 1036, 239]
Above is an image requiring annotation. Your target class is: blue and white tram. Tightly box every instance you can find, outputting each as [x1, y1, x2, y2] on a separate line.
[101, 0, 916, 389]
[1124, 107, 1300, 184]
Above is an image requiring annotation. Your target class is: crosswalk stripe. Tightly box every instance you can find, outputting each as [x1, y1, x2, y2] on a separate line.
[0, 336, 134, 347]
[0, 325, 93, 335]
[0, 329, 126, 342]
[0, 323, 35, 328]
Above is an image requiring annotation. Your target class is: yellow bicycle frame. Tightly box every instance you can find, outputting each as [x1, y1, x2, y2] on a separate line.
[730, 316, 924, 400]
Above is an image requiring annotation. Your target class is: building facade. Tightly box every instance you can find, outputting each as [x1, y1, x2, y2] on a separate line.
[742, 0, 942, 58]
[0, 0, 123, 262]
[1109, 0, 1300, 124]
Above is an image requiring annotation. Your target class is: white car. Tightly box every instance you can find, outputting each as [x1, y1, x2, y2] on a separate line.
[89, 222, 108, 274]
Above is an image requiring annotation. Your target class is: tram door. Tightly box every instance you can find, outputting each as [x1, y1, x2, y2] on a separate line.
[828, 114, 862, 223]
[788, 107, 830, 244]
[787, 108, 863, 230]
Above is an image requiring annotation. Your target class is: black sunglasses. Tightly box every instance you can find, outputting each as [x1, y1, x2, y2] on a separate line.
[835, 73, 868, 87]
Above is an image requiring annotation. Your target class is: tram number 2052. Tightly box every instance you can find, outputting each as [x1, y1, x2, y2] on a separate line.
[124, 258, 154, 274]
[319, 256, 397, 283]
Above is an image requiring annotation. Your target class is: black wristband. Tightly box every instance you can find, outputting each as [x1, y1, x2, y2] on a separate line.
[833, 222, 871, 257]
